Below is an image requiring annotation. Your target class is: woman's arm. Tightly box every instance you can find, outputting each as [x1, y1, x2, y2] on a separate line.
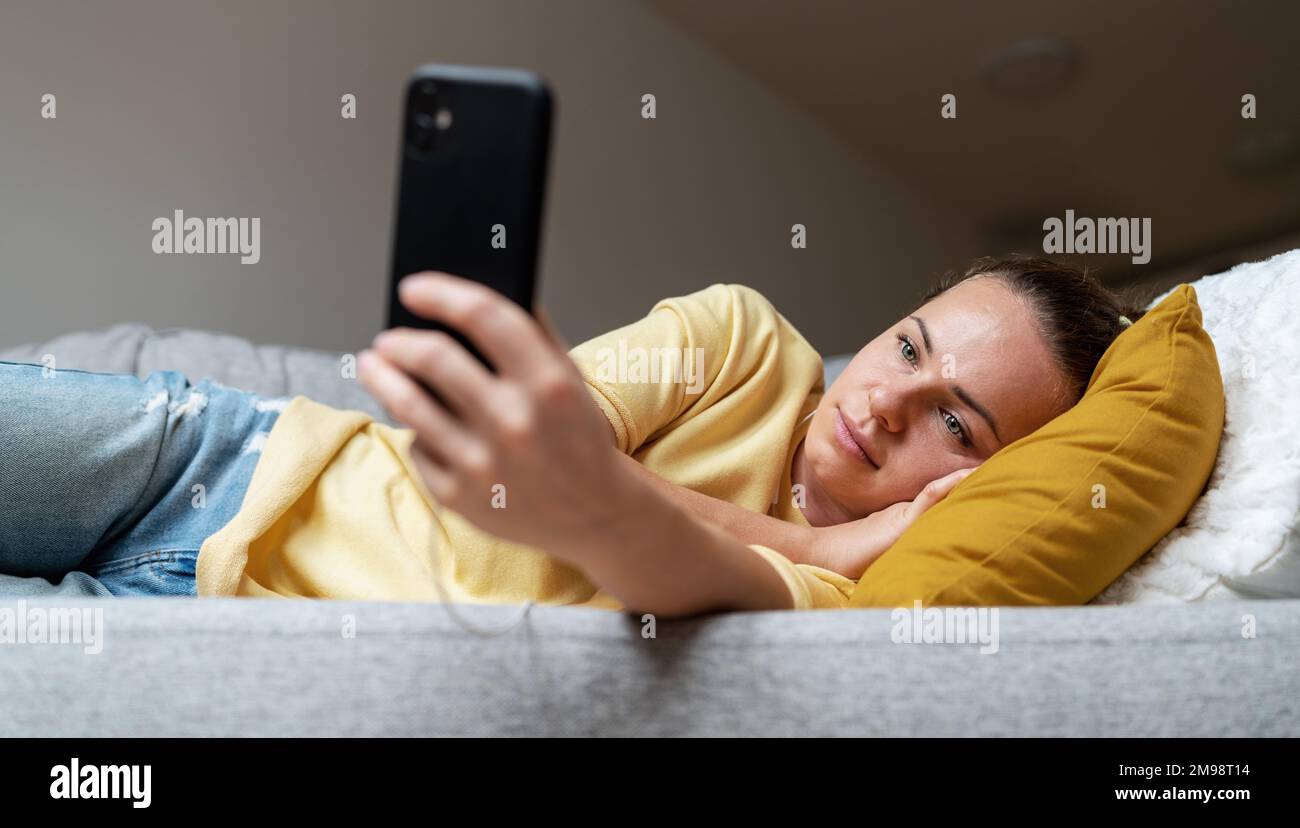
[604, 420, 975, 579]
[609, 445, 821, 565]
[359, 272, 797, 617]
[554, 459, 794, 615]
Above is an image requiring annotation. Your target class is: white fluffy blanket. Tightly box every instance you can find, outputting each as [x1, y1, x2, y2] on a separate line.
[1095, 248, 1300, 603]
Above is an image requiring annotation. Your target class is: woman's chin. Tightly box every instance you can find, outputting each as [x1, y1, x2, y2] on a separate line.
[809, 439, 876, 519]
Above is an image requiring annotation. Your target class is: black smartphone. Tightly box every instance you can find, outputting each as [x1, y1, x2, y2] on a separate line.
[386, 64, 553, 371]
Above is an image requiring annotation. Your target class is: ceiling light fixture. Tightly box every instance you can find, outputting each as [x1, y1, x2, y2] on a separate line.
[982, 36, 1080, 97]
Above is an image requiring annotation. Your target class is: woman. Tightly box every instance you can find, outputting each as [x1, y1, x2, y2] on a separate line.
[0, 255, 1146, 615]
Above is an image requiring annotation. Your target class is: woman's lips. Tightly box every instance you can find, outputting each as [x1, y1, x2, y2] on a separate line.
[834, 407, 878, 468]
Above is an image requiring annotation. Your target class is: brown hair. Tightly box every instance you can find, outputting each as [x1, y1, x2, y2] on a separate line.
[916, 255, 1152, 406]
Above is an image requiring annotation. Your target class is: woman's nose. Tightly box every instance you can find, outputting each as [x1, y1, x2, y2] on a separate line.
[867, 383, 904, 432]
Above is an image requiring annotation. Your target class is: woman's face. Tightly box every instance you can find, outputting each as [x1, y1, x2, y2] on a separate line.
[799, 276, 1073, 524]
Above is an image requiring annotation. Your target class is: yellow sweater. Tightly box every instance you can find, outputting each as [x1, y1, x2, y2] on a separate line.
[196, 283, 855, 610]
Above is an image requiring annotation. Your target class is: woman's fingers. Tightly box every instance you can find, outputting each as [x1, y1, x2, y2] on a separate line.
[904, 467, 977, 522]
[396, 272, 554, 379]
[371, 326, 499, 428]
[356, 348, 488, 473]
[408, 441, 459, 504]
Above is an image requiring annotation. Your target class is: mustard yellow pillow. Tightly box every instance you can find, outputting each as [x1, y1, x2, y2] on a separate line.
[850, 284, 1224, 607]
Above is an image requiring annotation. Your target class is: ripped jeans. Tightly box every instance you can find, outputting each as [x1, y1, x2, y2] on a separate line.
[0, 360, 285, 597]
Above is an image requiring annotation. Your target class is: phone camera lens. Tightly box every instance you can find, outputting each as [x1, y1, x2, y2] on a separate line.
[408, 79, 447, 155]
[410, 111, 438, 151]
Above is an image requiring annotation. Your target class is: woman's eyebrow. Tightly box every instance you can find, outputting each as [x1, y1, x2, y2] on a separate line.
[953, 386, 1003, 445]
[909, 314, 1004, 445]
[908, 315, 933, 354]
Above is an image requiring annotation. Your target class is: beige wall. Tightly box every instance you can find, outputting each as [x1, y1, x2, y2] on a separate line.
[0, 0, 982, 357]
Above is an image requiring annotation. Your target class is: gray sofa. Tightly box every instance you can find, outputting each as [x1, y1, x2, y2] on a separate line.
[2, 324, 1296, 737]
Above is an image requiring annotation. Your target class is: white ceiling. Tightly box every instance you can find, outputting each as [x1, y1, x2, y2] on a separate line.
[645, 0, 1300, 284]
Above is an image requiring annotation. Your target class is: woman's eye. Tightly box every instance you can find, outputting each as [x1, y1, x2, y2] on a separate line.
[896, 333, 917, 363]
[943, 411, 970, 446]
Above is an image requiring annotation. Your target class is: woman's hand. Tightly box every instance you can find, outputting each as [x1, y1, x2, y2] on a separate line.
[357, 272, 636, 561]
[813, 466, 977, 579]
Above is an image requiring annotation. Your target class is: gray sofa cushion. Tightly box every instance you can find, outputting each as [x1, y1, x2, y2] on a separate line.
[0, 323, 395, 425]
[823, 353, 853, 386]
[1, 596, 1295, 736]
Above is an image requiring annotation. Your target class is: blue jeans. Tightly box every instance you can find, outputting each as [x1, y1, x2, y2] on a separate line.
[0, 360, 285, 596]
